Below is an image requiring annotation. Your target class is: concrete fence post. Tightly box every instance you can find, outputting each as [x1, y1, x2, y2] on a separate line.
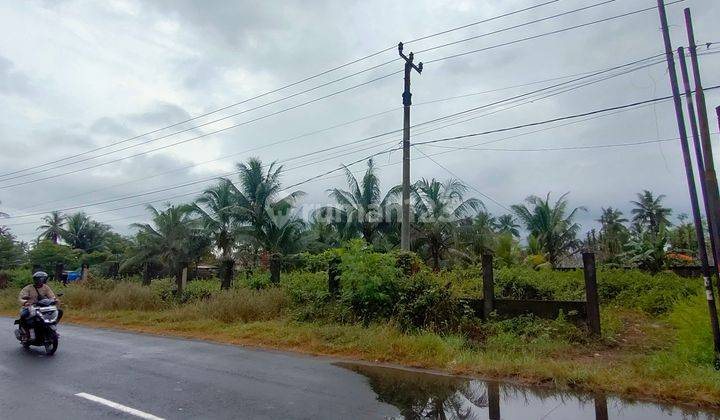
[582, 252, 602, 336]
[482, 254, 495, 319]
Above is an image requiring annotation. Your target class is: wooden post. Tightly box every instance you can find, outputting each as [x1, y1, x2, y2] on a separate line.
[482, 254, 495, 320]
[594, 395, 609, 420]
[487, 381, 500, 420]
[582, 252, 601, 336]
[142, 263, 151, 286]
[328, 256, 341, 298]
[54, 262, 64, 285]
[81, 263, 89, 282]
[181, 266, 188, 293]
[269, 253, 281, 285]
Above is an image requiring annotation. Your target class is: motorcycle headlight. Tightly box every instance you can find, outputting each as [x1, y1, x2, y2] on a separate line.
[40, 309, 58, 323]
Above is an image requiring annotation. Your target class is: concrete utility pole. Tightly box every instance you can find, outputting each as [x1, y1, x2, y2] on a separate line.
[678, 47, 720, 280]
[398, 42, 422, 251]
[656, 1, 720, 366]
[684, 7, 720, 299]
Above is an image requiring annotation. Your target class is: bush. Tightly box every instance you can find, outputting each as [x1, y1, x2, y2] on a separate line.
[489, 267, 698, 315]
[149, 278, 177, 301]
[338, 240, 402, 322]
[4, 268, 31, 288]
[235, 271, 272, 290]
[181, 279, 220, 302]
[27, 241, 80, 275]
[395, 272, 470, 332]
[390, 250, 425, 276]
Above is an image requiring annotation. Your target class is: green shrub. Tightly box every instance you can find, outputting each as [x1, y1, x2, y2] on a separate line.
[390, 250, 425, 276]
[149, 278, 176, 301]
[395, 272, 470, 332]
[235, 271, 272, 290]
[338, 240, 402, 322]
[181, 279, 220, 302]
[489, 267, 697, 315]
[282, 271, 328, 305]
[27, 241, 80, 275]
[1, 267, 31, 289]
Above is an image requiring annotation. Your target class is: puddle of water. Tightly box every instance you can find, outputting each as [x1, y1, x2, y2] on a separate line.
[335, 362, 720, 419]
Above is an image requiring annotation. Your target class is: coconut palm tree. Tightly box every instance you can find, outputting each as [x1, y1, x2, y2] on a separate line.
[37, 211, 65, 244]
[131, 204, 207, 293]
[233, 158, 304, 283]
[192, 179, 239, 289]
[61, 212, 110, 252]
[597, 207, 628, 261]
[511, 192, 585, 268]
[495, 214, 520, 237]
[120, 231, 162, 285]
[455, 211, 496, 263]
[631, 190, 672, 235]
[319, 159, 399, 244]
[411, 178, 482, 271]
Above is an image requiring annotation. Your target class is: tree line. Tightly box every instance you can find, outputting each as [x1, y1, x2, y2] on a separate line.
[0, 157, 698, 290]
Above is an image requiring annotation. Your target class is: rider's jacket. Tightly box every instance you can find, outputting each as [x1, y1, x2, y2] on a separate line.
[18, 284, 56, 306]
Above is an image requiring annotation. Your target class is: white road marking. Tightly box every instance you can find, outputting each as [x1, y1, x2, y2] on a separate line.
[75, 392, 165, 420]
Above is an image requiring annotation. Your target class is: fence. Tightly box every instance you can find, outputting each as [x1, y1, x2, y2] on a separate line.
[466, 252, 602, 335]
[327, 251, 603, 335]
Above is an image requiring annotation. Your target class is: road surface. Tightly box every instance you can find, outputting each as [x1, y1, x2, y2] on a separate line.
[0, 318, 398, 419]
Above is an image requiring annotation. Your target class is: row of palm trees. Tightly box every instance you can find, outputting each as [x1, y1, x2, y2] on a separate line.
[1, 158, 686, 286]
[37, 211, 111, 253]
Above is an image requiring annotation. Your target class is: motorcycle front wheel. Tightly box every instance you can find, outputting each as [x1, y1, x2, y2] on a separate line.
[44, 333, 58, 356]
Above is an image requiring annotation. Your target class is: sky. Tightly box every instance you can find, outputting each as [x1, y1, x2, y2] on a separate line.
[1, 0, 719, 243]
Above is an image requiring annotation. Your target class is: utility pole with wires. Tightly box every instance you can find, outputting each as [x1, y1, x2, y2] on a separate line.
[399, 42, 423, 251]
[656, 0, 720, 367]
[678, 47, 720, 282]
[684, 7, 720, 300]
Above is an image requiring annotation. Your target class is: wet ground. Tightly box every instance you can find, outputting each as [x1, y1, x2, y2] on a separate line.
[336, 362, 720, 419]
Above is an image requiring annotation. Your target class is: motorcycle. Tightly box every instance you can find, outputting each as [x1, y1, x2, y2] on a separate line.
[14, 293, 63, 355]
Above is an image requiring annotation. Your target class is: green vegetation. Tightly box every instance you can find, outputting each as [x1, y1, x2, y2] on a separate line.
[0, 256, 716, 407]
[2, 158, 719, 408]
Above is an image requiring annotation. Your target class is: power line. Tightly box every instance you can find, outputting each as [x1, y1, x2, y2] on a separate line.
[423, 0, 686, 64]
[0, 0, 559, 180]
[13, 51, 671, 212]
[3, 54, 685, 219]
[414, 84, 720, 148]
[0, 1, 675, 185]
[421, 133, 719, 152]
[1, 89, 682, 228]
[416, 0, 616, 55]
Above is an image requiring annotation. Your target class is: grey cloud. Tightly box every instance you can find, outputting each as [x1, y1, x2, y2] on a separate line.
[90, 117, 135, 138]
[128, 102, 193, 127]
[0, 56, 33, 96]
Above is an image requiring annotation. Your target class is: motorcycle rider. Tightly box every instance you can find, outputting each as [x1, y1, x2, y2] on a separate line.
[18, 271, 61, 339]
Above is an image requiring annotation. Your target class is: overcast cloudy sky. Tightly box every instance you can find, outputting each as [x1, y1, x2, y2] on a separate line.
[1, 0, 719, 243]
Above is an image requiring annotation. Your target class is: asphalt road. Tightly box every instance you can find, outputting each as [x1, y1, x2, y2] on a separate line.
[0, 317, 398, 419]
